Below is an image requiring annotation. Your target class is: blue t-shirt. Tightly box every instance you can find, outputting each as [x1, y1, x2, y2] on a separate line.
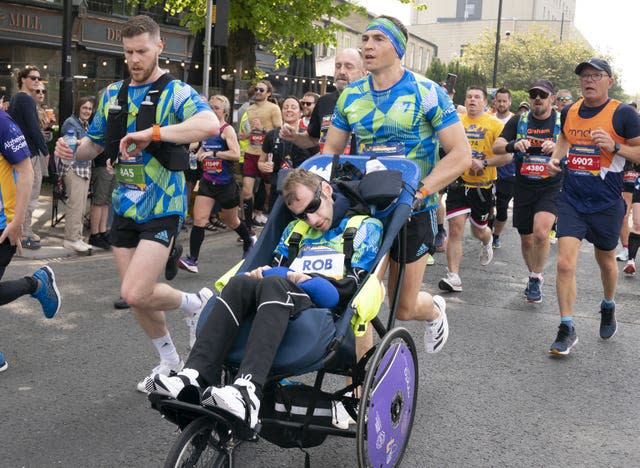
[88, 78, 211, 223]
[0, 110, 30, 229]
[332, 70, 459, 209]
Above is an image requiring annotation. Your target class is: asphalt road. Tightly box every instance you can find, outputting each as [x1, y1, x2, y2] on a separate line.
[2, 224, 640, 467]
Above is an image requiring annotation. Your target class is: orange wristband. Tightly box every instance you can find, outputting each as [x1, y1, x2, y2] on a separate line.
[151, 124, 161, 142]
[419, 187, 430, 198]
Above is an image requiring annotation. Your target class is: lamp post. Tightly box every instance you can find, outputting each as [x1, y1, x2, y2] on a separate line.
[202, 0, 213, 98]
[492, 0, 504, 88]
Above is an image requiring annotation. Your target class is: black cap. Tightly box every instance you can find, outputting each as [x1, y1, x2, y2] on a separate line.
[529, 79, 554, 95]
[575, 58, 612, 76]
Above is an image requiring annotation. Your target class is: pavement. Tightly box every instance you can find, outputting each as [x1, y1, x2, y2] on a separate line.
[5, 188, 640, 467]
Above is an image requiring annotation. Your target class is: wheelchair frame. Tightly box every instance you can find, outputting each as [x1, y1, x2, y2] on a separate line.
[149, 155, 422, 468]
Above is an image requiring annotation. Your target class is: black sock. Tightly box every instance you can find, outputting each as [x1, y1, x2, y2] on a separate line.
[189, 226, 205, 261]
[235, 223, 251, 247]
[628, 232, 640, 260]
[243, 199, 254, 228]
[0, 277, 37, 305]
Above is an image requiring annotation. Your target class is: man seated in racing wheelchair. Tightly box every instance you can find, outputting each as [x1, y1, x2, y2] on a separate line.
[144, 168, 387, 429]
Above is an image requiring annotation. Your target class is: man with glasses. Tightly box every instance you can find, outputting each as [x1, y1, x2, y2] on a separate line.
[545, 58, 640, 355]
[8, 67, 50, 250]
[556, 89, 574, 109]
[238, 80, 282, 228]
[299, 92, 319, 131]
[144, 168, 383, 428]
[493, 79, 563, 304]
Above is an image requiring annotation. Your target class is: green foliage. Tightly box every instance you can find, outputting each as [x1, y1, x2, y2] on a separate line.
[141, 0, 421, 71]
[425, 58, 487, 105]
[457, 28, 630, 102]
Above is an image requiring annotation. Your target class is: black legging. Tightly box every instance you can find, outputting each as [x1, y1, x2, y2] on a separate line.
[186, 274, 314, 391]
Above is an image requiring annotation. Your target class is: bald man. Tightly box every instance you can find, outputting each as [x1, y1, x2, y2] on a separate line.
[279, 48, 366, 153]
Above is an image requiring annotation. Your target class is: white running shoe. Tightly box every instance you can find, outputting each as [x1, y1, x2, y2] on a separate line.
[201, 375, 260, 428]
[479, 241, 493, 266]
[332, 393, 356, 429]
[144, 367, 200, 397]
[185, 287, 214, 350]
[616, 247, 629, 262]
[624, 259, 636, 275]
[438, 272, 462, 292]
[424, 295, 449, 353]
[136, 359, 184, 393]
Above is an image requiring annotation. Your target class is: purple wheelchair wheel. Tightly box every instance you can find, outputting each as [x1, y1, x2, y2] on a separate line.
[356, 327, 418, 468]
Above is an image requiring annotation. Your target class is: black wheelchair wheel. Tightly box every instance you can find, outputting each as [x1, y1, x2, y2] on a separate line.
[164, 416, 230, 468]
[356, 327, 418, 468]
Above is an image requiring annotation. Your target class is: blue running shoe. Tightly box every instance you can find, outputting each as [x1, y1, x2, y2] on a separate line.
[549, 323, 578, 356]
[0, 351, 7, 372]
[526, 277, 542, 303]
[599, 304, 617, 339]
[31, 266, 61, 319]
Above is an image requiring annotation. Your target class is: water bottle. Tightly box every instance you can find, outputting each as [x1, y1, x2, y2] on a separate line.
[63, 130, 77, 154]
[189, 151, 198, 170]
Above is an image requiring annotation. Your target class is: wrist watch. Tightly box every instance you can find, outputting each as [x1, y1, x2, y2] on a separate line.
[483, 159, 489, 168]
[612, 143, 621, 154]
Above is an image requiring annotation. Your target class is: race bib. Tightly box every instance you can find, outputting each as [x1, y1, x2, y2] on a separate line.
[249, 131, 265, 146]
[362, 142, 405, 157]
[115, 157, 146, 190]
[202, 157, 223, 173]
[567, 145, 600, 176]
[289, 248, 345, 279]
[623, 171, 638, 184]
[320, 114, 332, 132]
[520, 155, 550, 179]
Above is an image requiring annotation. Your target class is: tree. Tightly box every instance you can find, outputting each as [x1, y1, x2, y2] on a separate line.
[458, 28, 628, 101]
[425, 58, 487, 105]
[139, 0, 421, 75]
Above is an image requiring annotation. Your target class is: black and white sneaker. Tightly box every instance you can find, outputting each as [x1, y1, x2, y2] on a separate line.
[424, 295, 449, 353]
[201, 375, 260, 428]
[144, 367, 200, 397]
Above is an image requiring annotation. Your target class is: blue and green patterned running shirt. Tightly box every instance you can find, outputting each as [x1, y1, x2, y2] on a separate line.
[331, 70, 459, 209]
[88, 78, 210, 223]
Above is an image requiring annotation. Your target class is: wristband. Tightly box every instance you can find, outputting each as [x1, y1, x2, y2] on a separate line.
[151, 124, 161, 142]
[505, 140, 516, 153]
[419, 187, 430, 198]
[483, 159, 489, 168]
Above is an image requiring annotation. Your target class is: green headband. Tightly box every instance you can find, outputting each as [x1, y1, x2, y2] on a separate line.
[365, 18, 407, 59]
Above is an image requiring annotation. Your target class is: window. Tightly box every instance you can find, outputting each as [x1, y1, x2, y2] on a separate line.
[407, 43, 415, 69]
[344, 35, 351, 49]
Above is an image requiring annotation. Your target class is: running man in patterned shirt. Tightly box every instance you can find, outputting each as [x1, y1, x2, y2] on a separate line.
[323, 15, 471, 353]
[55, 15, 219, 391]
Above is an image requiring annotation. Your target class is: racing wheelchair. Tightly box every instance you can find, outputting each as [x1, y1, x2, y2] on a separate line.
[149, 155, 423, 467]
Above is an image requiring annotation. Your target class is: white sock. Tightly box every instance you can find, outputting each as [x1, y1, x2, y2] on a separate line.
[180, 292, 202, 317]
[530, 272, 543, 279]
[152, 333, 180, 366]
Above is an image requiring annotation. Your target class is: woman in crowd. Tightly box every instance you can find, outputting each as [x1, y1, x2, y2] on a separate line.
[59, 96, 95, 253]
[258, 95, 319, 211]
[178, 95, 254, 274]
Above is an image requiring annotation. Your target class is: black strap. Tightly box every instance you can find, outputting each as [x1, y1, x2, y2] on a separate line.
[287, 232, 303, 266]
[342, 226, 357, 271]
[330, 153, 340, 181]
[115, 73, 176, 126]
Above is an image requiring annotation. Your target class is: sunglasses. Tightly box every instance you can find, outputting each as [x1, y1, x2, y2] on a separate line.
[27, 75, 42, 81]
[529, 90, 549, 99]
[300, 101, 315, 106]
[35, 89, 46, 95]
[557, 96, 572, 102]
[255, 87, 268, 93]
[293, 183, 323, 220]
